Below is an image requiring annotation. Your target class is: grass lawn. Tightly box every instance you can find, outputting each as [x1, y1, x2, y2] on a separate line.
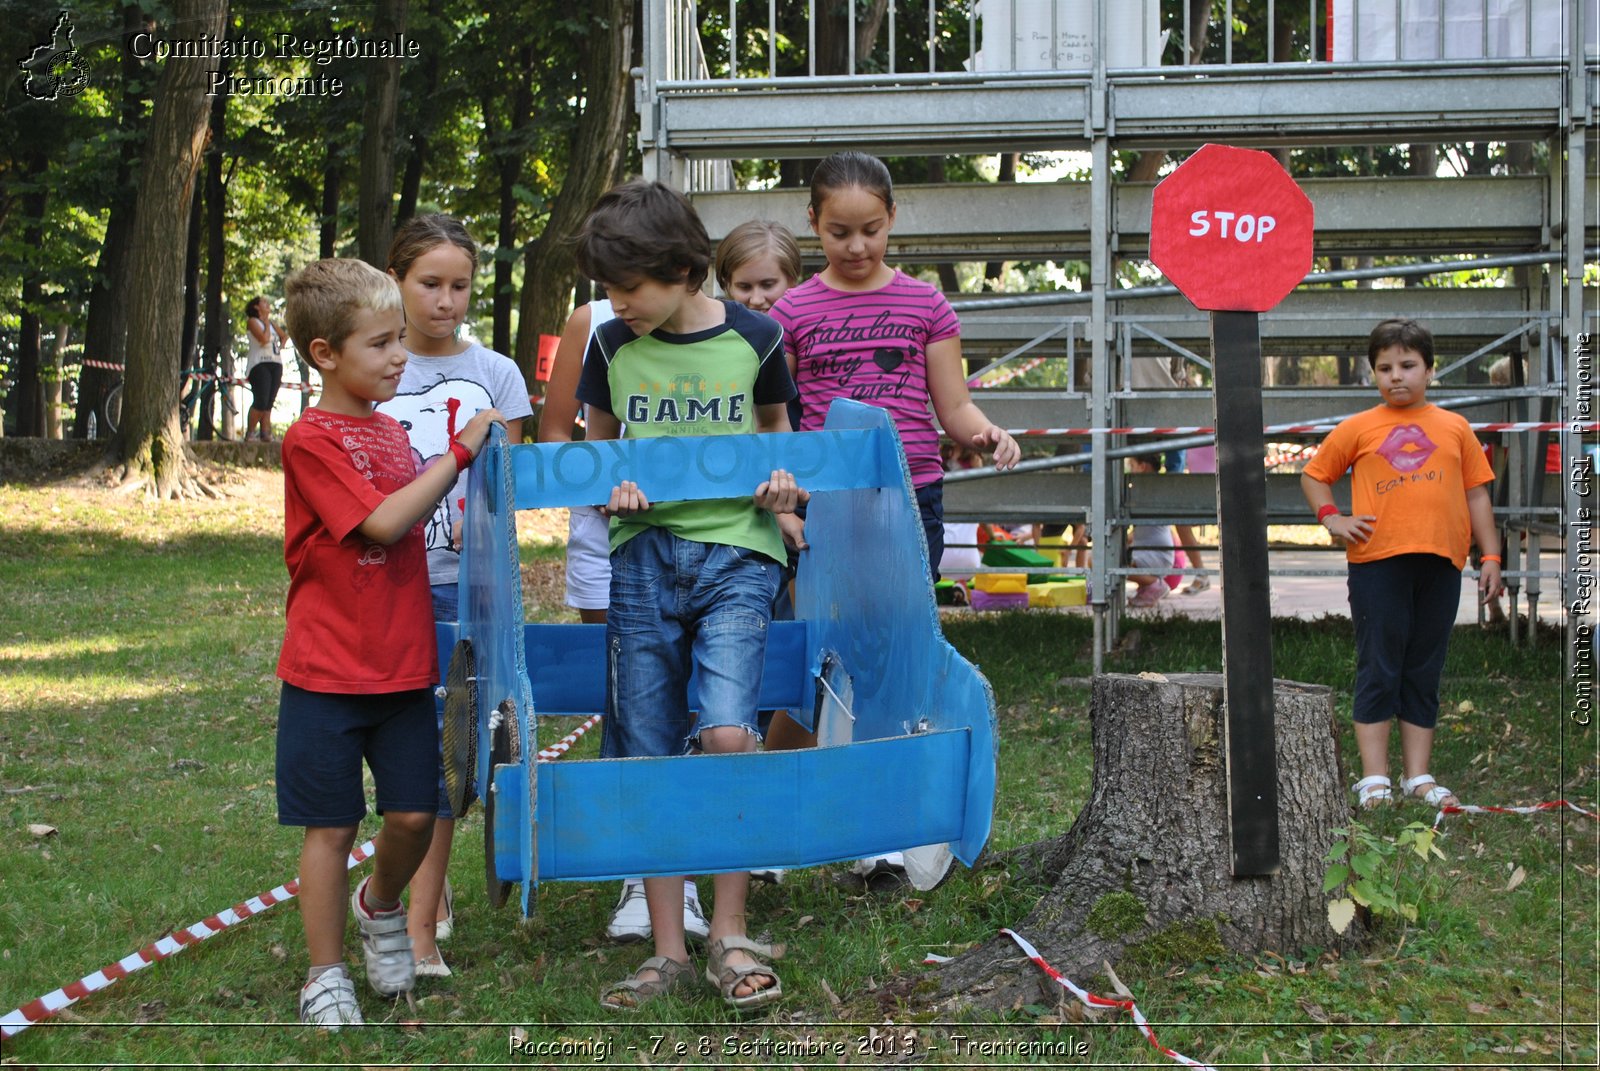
[0, 464, 1593, 1068]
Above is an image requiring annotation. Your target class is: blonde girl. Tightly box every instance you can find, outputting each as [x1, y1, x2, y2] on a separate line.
[377, 214, 533, 977]
[715, 219, 802, 313]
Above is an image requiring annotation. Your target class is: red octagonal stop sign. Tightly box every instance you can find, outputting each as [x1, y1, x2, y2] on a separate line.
[1150, 143, 1314, 313]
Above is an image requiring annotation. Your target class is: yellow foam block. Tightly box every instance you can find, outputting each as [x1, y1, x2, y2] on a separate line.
[974, 572, 1028, 594]
[1036, 534, 1067, 567]
[1028, 579, 1088, 607]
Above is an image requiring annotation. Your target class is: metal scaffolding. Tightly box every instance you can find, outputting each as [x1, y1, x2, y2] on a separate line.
[637, 0, 1597, 668]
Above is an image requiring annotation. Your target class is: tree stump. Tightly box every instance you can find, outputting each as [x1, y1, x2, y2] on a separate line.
[935, 672, 1357, 1014]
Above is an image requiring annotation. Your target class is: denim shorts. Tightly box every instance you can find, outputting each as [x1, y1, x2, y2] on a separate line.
[430, 583, 459, 622]
[600, 526, 779, 759]
[276, 683, 439, 826]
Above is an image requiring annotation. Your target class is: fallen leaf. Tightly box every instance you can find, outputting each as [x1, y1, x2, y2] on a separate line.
[1467, 1002, 1492, 1015]
[1136, 671, 1168, 682]
[820, 977, 842, 1009]
[1506, 866, 1526, 891]
[796, 914, 814, 927]
[27, 823, 57, 838]
[1297, 998, 1330, 1023]
[1457, 700, 1475, 714]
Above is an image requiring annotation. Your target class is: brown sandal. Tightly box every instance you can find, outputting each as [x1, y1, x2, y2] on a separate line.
[704, 935, 784, 1010]
[600, 955, 693, 1011]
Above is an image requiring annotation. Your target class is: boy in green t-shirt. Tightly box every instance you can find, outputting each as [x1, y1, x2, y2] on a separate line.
[574, 180, 803, 1012]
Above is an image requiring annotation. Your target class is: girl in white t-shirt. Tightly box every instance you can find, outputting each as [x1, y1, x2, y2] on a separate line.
[378, 214, 533, 978]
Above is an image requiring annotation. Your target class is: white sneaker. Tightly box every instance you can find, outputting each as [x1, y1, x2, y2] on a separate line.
[605, 878, 711, 944]
[299, 968, 363, 1029]
[605, 879, 651, 943]
[351, 876, 415, 996]
[682, 880, 710, 943]
[851, 852, 908, 880]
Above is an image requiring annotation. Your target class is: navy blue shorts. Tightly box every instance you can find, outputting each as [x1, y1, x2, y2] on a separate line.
[1347, 553, 1461, 729]
[276, 683, 440, 826]
[916, 479, 945, 582]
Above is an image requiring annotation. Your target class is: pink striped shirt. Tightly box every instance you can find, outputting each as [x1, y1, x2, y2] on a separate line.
[770, 270, 959, 487]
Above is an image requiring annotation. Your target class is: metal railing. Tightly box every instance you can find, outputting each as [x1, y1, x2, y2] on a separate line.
[666, 0, 1585, 82]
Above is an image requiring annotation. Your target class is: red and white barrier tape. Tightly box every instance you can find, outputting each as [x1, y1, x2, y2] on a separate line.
[0, 840, 377, 1039]
[999, 928, 1218, 1071]
[79, 359, 320, 395]
[536, 713, 602, 762]
[1002, 421, 1593, 437]
[1433, 798, 1598, 829]
[2, 714, 619, 1039]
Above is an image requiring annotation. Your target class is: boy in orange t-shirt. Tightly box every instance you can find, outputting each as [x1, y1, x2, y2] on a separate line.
[1302, 318, 1503, 811]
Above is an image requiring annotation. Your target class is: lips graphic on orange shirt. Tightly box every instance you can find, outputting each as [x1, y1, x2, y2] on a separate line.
[1376, 424, 1437, 473]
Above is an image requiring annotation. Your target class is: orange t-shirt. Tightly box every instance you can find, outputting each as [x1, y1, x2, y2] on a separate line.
[1302, 403, 1493, 569]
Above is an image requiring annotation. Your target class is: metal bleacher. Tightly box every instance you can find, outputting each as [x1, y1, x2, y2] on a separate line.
[636, 0, 1596, 664]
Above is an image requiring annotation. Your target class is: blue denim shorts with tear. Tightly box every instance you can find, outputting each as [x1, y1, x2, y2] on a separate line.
[599, 525, 780, 759]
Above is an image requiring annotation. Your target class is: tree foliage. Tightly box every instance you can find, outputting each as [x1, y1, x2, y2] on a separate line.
[0, 0, 633, 449]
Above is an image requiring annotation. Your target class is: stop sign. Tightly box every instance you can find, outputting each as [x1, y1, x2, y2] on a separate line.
[1149, 144, 1314, 313]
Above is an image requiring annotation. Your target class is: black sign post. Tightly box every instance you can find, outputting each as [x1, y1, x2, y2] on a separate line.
[1210, 311, 1280, 875]
[1149, 143, 1315, 877]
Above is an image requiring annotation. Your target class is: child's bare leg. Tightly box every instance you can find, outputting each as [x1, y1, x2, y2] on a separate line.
[300, 825, 359, 967]
[763, 711, 816, 751]
[697, 726, 775, 998]
[407, 817, 453, 959]
[368, 811, 434, 905]
[1397, 720, 1456, 802]
[1174, 525, 1205, 570]
[1354, 720, 1390, 780]
[643, 876, 689, 969]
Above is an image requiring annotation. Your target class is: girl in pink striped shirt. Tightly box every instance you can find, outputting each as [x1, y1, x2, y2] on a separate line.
[769, 151, 1019, 578]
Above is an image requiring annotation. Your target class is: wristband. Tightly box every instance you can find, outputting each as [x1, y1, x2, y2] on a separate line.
[1315, 503, 1340, 524]
[447, 440, 475, 472]
[1480, 554, 1502, 564]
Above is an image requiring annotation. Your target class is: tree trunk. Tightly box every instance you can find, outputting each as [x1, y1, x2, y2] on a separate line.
[814, 0, 888, 75]
[308, 145, 342, 415]
[933, 673, 1357, 1015]
[357, 0, 408, 266]
[44, 322, 68, 439]
[76, 4, 149, 440]
[198, 79, 227, 441]
[483, 40, 536, 359]
[14, 153, 49, 438]
[115, 0, 227, 497]
[319, 146, 342, 259]
[513, 0, 634, 383]
[179, 176, 204, 435]
[394, 0, 442, 226]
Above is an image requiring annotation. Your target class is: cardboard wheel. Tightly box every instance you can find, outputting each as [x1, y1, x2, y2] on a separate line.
[483, 703, 516, 909]
[441, 639, 478, 818]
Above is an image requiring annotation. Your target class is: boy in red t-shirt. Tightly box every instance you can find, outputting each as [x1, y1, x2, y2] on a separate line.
[277, 259, 502, 1029]
[1302, 318, 1503, 812]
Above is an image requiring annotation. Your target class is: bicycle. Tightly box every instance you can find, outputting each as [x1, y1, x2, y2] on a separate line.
[92, 369, 203, 438]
